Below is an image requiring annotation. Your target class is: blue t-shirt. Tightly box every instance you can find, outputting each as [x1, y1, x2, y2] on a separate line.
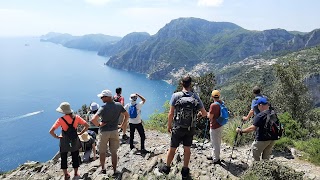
[97, 102, 126, 132]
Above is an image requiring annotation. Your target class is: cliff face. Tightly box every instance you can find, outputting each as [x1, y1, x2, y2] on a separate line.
[1, 130, 319, 180]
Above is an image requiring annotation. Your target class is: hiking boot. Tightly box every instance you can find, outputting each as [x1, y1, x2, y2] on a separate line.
[122, 134, 129, 140]
[159, 165, 171, 175]
[207, 156, 213, 161]
[213, 159, 221, 164]
[181, 167, 190, 179]
[140, 149, 150, 154]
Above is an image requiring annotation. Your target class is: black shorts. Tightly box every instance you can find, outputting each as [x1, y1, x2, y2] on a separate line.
[170, 127, 195, 148]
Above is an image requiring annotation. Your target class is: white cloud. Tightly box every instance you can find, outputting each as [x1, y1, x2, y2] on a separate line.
[197, 0, 223, 7]
[84, 0, 112, 6]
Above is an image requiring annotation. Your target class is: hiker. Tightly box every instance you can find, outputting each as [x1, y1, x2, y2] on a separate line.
[114, 87, 129, 140]
[124, 93, 148, 153]
[243, 86, 267, 121]
[91, 89, 129, 175]
[160, 76, 207, 178]
[79, 131, 96, 163]
[236, 97, 278, 161]
[49, 102, 89, 180]
[207, 90, 227, 164]
[86, 102, 100, 134]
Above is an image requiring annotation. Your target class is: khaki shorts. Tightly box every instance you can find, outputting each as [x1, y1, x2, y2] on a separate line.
[98, 130, 119, 154]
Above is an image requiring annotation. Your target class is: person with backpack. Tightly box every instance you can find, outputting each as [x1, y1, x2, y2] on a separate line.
[160, 76, 207, 179]
[207, 90, 229, 164]
[124, 93, 148, 153]
[114, 87, 129, 140]
[236, 97, 282, 161]
[243, 86, 268, 121]
[79, 131, 96, 163]
[49, 102, 89, 180]
[86, 102, 100, 134]
[91, 89, 129, 175]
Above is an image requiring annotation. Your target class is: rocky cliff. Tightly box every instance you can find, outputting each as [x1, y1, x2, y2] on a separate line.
[2, 130, 319, 180]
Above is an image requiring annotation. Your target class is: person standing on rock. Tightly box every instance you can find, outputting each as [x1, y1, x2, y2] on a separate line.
[206, 90, 225, 164]
[114, 87, 129, 140]
[236, 97, 277, 161]
[49, 102, 89, 180]
[124, 93, 148, 153]
[243, 86, 268, 121]
[160, 76, 207, 179]
[86, 102, 100, 134]
[91, 89, 129, 175]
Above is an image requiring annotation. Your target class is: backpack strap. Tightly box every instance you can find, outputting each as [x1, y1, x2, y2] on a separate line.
[61, 116, 76, 128]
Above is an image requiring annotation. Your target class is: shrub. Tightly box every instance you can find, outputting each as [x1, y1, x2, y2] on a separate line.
[294, 138, 320, 165]
[278, 112, 308, 140]
[273, 137, 294, 151]
[222, 118, 254, 146]
[240, 161, 304, 180]
[144, 101, 170, 133]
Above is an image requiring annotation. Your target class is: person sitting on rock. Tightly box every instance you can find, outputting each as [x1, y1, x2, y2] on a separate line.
[79, 131, 96, 163]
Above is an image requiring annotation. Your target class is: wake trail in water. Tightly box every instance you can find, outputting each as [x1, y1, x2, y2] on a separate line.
[0, 110, 44, 123]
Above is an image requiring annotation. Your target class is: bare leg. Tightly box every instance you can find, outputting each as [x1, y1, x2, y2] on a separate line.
[166, 147, 177, 166]
[100, 153, 106, 169]
[111, 152, 118, 172]
[183, 146, 191, 167]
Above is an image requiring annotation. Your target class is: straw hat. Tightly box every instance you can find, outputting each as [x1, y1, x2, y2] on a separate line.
[79, 132, 91, 142]
[56, 102, 73, 114]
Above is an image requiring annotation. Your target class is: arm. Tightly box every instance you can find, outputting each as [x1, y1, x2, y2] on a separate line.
[91, 114, 106, 127]
[92, 142, 96, 160]
[78, 122, 89, 135]
[136, 93, 146, 104]
[236, 124, 257, 134]
[243, 109, 254, 121]
[120, 111, 129, 129]
[199, 107, 207, 118]
[49, 127, 61, 139]
[167, 106, 175, 133]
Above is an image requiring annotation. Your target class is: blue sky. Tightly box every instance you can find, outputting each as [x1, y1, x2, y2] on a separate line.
[0, 0, 319, 37]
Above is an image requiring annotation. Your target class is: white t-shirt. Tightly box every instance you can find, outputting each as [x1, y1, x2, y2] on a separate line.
[124, 101, 144, 124]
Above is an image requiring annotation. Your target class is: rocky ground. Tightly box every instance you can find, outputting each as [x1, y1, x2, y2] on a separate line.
[1, 130, 320, 180]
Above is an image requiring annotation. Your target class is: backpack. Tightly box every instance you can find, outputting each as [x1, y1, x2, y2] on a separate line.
[129, 104, 138, 118]
[114, 95, 121, 102]
[263, 110, 284, 140]
[87, 130, 96, 140]
[174, 91, 199, 128]
[61, 116, 78, 141]
[214, 101, 229, 126]
[81, 138, 94, 151]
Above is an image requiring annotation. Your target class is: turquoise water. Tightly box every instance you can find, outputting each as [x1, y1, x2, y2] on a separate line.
[0, 37, 175, 172]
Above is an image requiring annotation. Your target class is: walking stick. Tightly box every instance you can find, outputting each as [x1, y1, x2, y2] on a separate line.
[227, 120, 245, 178]
[203, 118, 209, 139]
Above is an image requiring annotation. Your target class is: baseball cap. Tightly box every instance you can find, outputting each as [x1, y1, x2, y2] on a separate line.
[97, 89, 112, 98]
[255, 97, 268, 106]
[211, 90, 220, 98]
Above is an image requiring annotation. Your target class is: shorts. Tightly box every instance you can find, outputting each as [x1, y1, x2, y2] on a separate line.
[98, 130, 119, 154]
[170, 127, 195, 148]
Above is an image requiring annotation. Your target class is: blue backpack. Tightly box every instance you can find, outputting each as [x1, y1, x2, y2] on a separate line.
[214, 101, 229, 126]
[129, 104, 138, 118]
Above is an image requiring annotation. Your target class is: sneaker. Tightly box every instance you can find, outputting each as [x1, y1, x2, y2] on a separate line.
[140, 149, 150, 154]
[213, 159, 221, 164]
[159, 165, 171, 175]
[122, 134, 129, 140]
[181, 167, 190, 179]
[100, 169, 106, 174]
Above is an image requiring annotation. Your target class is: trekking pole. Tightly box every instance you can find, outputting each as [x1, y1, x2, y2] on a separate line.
[203, 118, 209, 139]
[227, 120, 245, 178]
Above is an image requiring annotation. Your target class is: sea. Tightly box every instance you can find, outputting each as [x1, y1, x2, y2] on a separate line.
[0, 37, 175, 172]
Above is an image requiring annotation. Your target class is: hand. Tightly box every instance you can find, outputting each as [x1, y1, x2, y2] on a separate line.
[93, 157, 97, 161]
[99, 122, 106, 127]
[118, 124, 122, 129]
[197, 112, 202, 118]
[167, 124, 172, 133]
[242, 116, 248, 121]
[236, 128, 242, 134]
[57, 135, 63, 139]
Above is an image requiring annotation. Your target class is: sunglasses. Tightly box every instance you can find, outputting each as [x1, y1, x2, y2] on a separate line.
[131, 96, 137, 100]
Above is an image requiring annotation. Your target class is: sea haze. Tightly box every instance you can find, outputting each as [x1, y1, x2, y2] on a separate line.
[0, 37, 175, 172]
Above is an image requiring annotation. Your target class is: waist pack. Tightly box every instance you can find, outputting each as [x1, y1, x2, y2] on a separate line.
[214, 101, 229, 126]
[174, 91, 199, 128]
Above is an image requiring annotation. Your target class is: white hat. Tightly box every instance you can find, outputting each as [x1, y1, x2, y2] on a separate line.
[97, 90, 112, 98]
[129, 93, 137, 100]
[56, 102, 73, 114]
[90, 102, 99, 111]
[79, 132, 91, 142]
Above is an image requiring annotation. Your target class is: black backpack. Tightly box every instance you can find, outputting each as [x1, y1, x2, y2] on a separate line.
[61, 116, 78, 141]
[114, 95, 121, 102]
[263, 110, 284, 140]
[174, 92, 199, 129]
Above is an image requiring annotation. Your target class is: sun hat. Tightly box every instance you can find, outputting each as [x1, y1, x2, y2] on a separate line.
[97, 89, 112, 98]
[56, 102, 73, 114]
[90, 102, 99, 111]
[255, 97, 268, 106]
[129, 93, 137, 101]
[211, 90, 220, 98]
[79, 132, 91, 142]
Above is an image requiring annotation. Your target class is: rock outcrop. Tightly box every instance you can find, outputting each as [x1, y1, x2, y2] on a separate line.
[2, 130, 319, 180]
